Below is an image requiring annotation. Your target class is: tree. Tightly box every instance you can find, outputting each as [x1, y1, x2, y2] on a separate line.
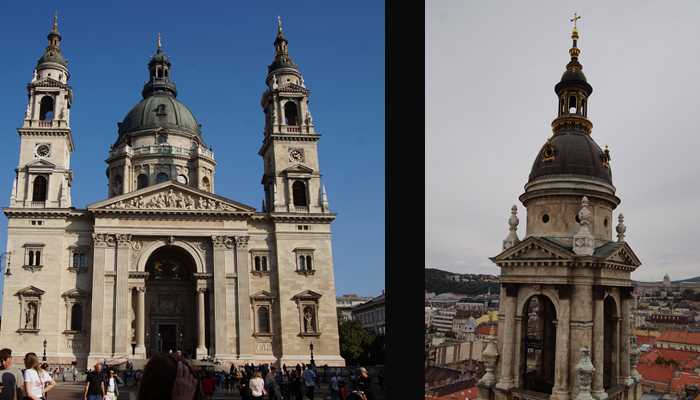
[338, 319, 375, 365]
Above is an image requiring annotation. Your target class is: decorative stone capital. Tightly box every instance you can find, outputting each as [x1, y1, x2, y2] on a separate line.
[116, 234, 132, 247]
[196, 287, 208, 294]
[235, 235, 250, 249]
[135, 286, 146, 293]
[211, 235, 234, 249]
[92, 233, 115, 248]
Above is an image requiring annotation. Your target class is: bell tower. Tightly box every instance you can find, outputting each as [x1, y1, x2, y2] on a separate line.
[259, 17, 330, 214]
[479, 17, 643, 400]
[11, 13, 73, 209]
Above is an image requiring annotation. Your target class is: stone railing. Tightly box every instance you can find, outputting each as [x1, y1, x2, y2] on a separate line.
[29, 201, 46, 208]
[606, 385, 625, 400]
[24, 120, 68, 129]
[111, 144, 215, 160]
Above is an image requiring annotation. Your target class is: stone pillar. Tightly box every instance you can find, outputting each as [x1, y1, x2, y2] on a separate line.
[619, 288, 632, 386]
[591, 287, 607, 400]
[211, 236, 233, 358]
[88, 233, 112, 364]
[134, 287, 146, 358]
[576, 347, 596, 400]
[495, 284, 517, 391]
[114, 234, 132, 356]
[570, 284, 593, 400]
[553, 285, 571, 400]
[196, 287, 208, 358]
[235, 236, 253, 358]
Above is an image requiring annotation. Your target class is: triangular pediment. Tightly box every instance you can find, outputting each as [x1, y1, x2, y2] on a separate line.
[87, 181, 256, 214]
[600, 242, 642, 267]
[292, 290, 322, 301]
[16, 286, 45, 297]
[251, 290, 275, 301]
[283, 164, 314, 174]
[61, 288, 87, 298]
[492, 236, 575, 263]
[25, 159, 56, 169]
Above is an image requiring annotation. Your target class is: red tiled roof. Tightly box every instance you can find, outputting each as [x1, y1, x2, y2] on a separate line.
[639, 351, 659, 364]
[476, 324, 497, 336]
[658, 331, 700, 345]
[671, 372, 700, 393]
[657, 348, 700, 364]
[637, 363, 675, 384]
[636, 335, 657, 346]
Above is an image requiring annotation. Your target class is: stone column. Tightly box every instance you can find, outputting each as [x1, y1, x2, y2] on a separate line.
[196, 288, 208, 358]
[553, 286, 572, 400]
[88, 233, 112, 364]
[235, 236, 253, 357]
[591, 287, 607, 400]
[134, 287, 146, 358]
[211, 235, 233, 358]
[570, 284, 594, 400]
[495, 284, 517, 391]
[619, 288, 632, 386]
[114, 234, 132, 356]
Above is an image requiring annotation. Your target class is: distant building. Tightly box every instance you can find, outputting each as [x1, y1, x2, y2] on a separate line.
[432, 309, 457, 334]
[656, 331, 700, 352]
[352, 293, 385, 335]
[336, 294, 371, 322]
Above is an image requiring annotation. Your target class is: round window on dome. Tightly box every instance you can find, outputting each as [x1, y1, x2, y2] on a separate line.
[542, 214, 550, 224]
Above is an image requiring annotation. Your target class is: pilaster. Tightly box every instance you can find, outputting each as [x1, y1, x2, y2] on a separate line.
[211, 235, 233, 358]
[113, 234, 131, 356]
[496, 283, 518, 391]
[235, 235, 253, 357]
[88, 233, 113, 362]
[591, 286, 607, 400]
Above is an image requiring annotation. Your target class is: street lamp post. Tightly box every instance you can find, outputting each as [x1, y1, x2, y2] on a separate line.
[309, 342, 315, 367]
[42, 338, 47, 361]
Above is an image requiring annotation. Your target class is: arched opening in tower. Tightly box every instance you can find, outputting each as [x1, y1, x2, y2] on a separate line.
[292, 180, 307, 207]
[284, 101, 299, 125]
[520, 295, 557, 394]
[32, 175, 48, 202]
[603, 296, 619, 389]
[39, 96, 55, 121]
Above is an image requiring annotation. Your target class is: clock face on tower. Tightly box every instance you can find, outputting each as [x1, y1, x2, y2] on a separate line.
[36, 144, 51, 158]
[289, 148, 305, 163]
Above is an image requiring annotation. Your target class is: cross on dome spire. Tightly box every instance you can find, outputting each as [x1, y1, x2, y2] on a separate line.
[277, 15, 283, 34]
[157, 32, 162, 51]
[52, 10, 59, 34]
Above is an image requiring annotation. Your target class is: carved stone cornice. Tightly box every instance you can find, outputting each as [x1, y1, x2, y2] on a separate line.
[92, 233, 115, 248]
[128, 271, 150, 279]
[235, 236, 250, 249]
[196, 287, 208, 294]
[22, 265, 43, 273]
[211, 235, 234, 249]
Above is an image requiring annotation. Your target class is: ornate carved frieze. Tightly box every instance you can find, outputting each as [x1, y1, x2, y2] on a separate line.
[106, 188, 238, 211]
[212, 235, 234, 249]
[116, 234, 132, 247]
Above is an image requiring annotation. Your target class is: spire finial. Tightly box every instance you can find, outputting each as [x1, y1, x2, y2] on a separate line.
[157, 32, 162, 51]
[570, 12, 581, 32]
[616, 213, 627, 242]
[277, 16, 283, 34]
[52, 10, 59, 33]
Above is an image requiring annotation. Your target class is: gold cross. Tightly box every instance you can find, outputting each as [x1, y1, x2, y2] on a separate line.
[570, 12, 581, 29]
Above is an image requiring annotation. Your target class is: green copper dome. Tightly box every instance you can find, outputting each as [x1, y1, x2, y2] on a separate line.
[118, 93, 201, 136]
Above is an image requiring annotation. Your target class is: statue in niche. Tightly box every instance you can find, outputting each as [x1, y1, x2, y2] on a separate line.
[25, 301, 37, 329]
[303, 306, 315, 333]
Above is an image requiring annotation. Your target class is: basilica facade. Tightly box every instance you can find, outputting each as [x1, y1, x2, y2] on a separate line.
[0, 16, 344, 368]
[478, 22, 643, 400]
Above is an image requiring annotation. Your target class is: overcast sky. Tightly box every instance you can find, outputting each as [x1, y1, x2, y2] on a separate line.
[426, 1, 700, 283]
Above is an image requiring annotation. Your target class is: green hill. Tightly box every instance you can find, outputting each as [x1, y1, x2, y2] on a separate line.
[425, 268, 499, 296]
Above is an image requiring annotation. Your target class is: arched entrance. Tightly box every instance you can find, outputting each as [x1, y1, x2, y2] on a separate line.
[144, 246, 197, 356]
[603, 296, 618, 389]
[520, 295, 557, 394]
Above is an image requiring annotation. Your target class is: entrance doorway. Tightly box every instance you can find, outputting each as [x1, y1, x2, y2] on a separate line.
[158, 324, 177, 353]
[144, 245, 198, 356]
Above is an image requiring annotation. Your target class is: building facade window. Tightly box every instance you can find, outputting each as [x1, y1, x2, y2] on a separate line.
[62, 289, 86, 333]
[23, 243, 44, 271]
[292, 180, 308, 207]
[250, 291, 275, 336]
[293, 290, 322, 336]
[32, 175, 48, 202]
[16, 286, 45, 332]
[137, 174, 149, 190]
[251, 251, 270, 273]
[69, 246, 89, 272]
[156, 172, 169, 183]
[294, 249, 315, 275]
[284, 101, 299, 125]
[70, 303, 82, 331]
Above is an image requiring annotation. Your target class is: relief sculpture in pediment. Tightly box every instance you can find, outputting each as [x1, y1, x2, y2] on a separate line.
[106, 189, 234, 211]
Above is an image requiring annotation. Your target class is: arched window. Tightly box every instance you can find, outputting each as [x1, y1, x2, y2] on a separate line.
[284, 102, 299, 125]
[603, 296, 619, 389]
[568, 95, 577, 114]
[39, 96, 55, 121]
[254, 256, 261, 272]
[156, 173, 169, 183]
[35, 251, 41, 266]
[70, 303, 82, 331]
[292, 181, 307, 207]
[261, 256, 268, 272]
[258, 306, 271, 334]
[305, 255, 312, 271]
[112, 175, 123, 196]
[520, 295, 557, 394]
[28, 251, 34, 266]
[299, 255, 306, 271]
[137, 174, 149, 190]
[32, 176, 47, 202]
[202, 176, 211, 192]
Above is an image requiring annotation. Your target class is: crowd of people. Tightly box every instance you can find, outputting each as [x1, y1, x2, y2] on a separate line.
[0, 346, 380, 400]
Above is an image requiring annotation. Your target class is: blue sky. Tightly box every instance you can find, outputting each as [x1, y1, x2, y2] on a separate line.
[0, 1, 384, 298]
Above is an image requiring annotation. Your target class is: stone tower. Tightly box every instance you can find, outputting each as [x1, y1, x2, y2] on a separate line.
[478, 20, 643, 400]
[259, 17, 330, 215]
[11, 13, 74, 209]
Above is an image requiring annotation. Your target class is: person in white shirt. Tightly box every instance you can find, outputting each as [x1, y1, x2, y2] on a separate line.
[249, 371, 266, 400]
[105, 370, 122, 400]
[22, 353, 54, 400]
